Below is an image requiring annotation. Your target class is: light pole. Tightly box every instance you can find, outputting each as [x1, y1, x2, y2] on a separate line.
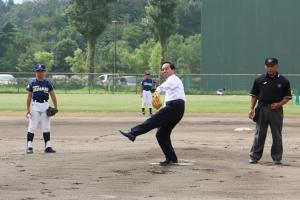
[112, 20, 119, 93]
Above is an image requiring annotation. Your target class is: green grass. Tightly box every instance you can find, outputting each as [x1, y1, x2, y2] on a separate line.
[0, 93, 299, 114]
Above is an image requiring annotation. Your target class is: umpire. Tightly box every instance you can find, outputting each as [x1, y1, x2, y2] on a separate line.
[249, 58, 292, 165]
[119, 61, 186, 166]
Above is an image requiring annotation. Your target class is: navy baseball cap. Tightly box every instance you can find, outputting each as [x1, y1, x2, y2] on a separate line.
[35, 64, 46, 71]
[265, 58, 278, 65]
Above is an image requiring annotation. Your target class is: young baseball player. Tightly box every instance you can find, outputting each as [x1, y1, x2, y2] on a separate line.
[140, 72, 156, 115]
[26, 64, 58, 154]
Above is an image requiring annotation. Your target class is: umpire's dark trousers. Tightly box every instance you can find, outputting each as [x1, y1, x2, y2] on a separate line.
[131, 99, 185, 161]
[250, 105, 283, 161]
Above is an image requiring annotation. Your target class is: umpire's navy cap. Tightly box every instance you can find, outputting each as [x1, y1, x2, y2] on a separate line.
[265, 58, 278, 65]
[35, 64, 46, 71]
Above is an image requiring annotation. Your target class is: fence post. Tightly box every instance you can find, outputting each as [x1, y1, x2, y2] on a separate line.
[17, 77, 20, 93]
[135, 75, 138, 94]
[65, 75, 67, 94]
[88, 73, 91, 94]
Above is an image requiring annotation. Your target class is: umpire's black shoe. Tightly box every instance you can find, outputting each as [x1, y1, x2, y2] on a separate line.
[26, 147, 33, 154]
[45, 147, 56, 153]
[159, 159, 178, 166]
[119, 130, 136, 142]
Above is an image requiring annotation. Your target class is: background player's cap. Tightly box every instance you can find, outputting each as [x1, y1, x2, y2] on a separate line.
[145, 72, 150, 75]
[265, 58, 278, 65]
[35, 64, 46, 71]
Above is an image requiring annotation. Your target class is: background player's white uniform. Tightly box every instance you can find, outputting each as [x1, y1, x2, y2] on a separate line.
[141, 78, 156, 115]
[142, 90, 152, 109]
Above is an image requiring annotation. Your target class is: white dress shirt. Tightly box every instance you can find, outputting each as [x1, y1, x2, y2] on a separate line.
[156, 74, 186, 103]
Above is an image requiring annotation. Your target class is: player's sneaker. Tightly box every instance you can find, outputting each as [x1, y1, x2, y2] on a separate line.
[142, 112, 145, 116]
[45, 147, 56, 153]
[26, 147, 33, 154]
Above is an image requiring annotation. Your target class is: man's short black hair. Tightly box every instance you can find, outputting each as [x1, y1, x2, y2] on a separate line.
[161, 61, 175, 70]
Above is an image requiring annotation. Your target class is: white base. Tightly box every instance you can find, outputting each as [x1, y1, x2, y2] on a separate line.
[150, 160, 194, 166]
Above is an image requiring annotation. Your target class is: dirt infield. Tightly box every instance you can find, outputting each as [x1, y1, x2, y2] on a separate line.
[0, 113, 300, 200]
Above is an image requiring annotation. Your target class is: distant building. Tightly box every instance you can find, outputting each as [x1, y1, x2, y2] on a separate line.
[201, 0, 300, 91]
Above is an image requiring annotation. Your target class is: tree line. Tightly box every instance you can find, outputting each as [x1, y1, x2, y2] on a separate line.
[0, 0, 201, 75]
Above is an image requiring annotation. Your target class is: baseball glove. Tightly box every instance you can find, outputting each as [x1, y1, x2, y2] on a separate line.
[152, 92, 162, 110]
[46, 107, 58, 117]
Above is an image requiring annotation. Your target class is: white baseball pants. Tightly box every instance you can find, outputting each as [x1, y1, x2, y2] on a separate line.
[28, 102, 50, 133]
[142, 90, 152, 109]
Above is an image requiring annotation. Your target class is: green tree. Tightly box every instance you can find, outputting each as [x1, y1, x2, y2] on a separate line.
[52, 39, 78, 72]
[0, 22, 17, 57]
[65, 0, 115, 85]
[0, 22, 18, 71]
[65, 48, 87, 73]
[34, 51, 54, 71]
[16, 49, 35, 72]
[177, 0, 202, 36]
[177, 34, 201, 74]
[122, 38, 157, 73]
[167, 33, 201, 74]
[149, 42, 161, 73]
[144, 0, 179, 73]
[0, 1, 6, 19]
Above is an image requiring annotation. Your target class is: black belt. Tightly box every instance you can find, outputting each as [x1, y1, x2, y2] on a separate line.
[259, 102, 273, 107]
[33, 100, 48, 103]
[166, 99, 185, 106]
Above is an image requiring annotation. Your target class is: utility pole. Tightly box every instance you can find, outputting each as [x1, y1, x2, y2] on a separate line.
[112, 20, 119, 93]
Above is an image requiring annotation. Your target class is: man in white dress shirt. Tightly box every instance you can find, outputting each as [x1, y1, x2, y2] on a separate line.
[119, 61, 186, 166]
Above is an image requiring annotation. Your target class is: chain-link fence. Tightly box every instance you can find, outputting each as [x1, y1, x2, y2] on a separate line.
[0, 72, 299, 94]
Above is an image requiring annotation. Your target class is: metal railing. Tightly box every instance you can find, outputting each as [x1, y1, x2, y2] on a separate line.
[0, 72, 299, 94]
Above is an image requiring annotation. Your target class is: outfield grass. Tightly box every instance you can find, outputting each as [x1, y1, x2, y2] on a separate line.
[0, 93, 299, 114]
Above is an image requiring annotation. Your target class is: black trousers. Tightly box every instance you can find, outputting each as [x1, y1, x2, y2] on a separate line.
[131, 100, 185, 161]
[250, 106, 283, 161]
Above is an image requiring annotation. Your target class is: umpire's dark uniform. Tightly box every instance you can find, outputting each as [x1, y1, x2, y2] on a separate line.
[249, 58, 292, 163]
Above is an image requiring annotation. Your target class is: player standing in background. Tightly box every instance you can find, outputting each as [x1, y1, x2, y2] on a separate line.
[140, 72, 156, 115]
[248, 58, 292, 165]
[26, 64, 58, 154]
[120, 62, 185, 166]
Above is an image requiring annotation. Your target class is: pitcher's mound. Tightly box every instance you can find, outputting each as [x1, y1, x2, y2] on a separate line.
[150, 159, 194, 166]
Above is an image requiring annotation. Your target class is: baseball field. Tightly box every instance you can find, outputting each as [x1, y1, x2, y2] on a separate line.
[0, 94, 300, 200]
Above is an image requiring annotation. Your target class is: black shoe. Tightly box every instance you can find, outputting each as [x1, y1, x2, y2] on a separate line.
[119, 130, 136, 142]
[142, 112, 145, 116]
[249, 158, 258, 164]
[45, 147, 56, 153]
[159, 159, 178, 166]
[26, 147, 33, 154]
[274, 160, 283, 165]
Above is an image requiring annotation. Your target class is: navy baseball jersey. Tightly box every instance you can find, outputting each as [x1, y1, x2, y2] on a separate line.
[27, 79, 54, 101]
[141, 79, 156, 91]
